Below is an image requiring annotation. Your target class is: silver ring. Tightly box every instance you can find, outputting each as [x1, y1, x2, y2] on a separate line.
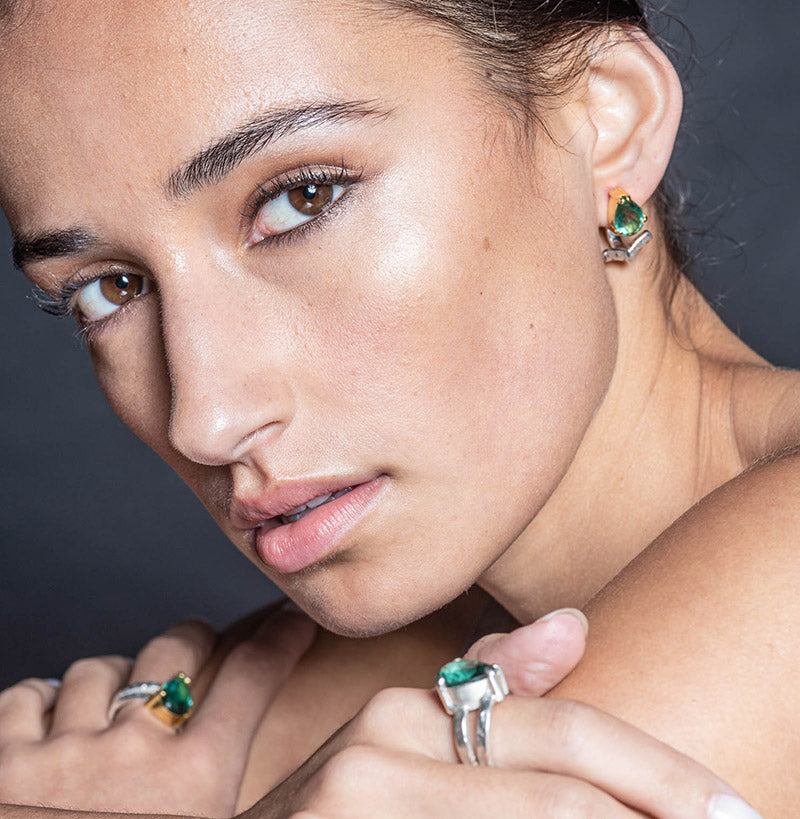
[436, 658, 509, 766]
[108, 681, 161, 721]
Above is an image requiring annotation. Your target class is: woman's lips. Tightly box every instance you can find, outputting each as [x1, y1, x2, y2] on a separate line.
[254, 475, 388, 574]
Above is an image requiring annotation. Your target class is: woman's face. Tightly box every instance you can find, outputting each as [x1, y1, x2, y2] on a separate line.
[0, 0, 617, 634]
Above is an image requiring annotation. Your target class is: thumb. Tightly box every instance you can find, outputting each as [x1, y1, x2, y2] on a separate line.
[465, 608, 588, 696]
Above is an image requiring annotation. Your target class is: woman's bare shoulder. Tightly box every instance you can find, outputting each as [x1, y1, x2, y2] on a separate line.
[553, 445, 800, 813]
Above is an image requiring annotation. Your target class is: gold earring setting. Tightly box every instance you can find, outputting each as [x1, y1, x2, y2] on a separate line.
[603, 187, 652, 263]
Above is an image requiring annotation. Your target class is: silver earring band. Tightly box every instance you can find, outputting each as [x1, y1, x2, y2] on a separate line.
[603, 228, 653, 263]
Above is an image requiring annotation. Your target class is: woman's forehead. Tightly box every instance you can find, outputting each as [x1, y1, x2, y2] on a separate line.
[0, 0, 439, 221]
[0, 0, 387, 125]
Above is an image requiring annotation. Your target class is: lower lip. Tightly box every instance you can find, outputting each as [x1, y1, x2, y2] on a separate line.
[254, 476, 388, 574]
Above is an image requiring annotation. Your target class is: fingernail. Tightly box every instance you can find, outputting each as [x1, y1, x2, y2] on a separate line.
[708, 794, 763, 819]
[43, 678, 61, 688]
[534, 608, 589, 636]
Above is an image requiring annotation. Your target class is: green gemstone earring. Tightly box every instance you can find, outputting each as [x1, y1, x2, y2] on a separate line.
[603, 187, 652, 263]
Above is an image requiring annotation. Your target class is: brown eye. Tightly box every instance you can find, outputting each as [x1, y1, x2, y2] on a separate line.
[73, 271, 152, 324]
[287, 184, 334, 216]
[99, 273, 147, 306]
[248, 180, 346, 245]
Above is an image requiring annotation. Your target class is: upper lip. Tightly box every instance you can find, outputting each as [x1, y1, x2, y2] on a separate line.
[229, 476, 371, 529]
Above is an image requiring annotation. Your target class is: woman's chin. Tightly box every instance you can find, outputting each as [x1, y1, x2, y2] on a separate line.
[279, 568, 458, 638]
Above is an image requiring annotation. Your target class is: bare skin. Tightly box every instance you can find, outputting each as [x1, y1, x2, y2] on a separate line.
[0, 0, 798, 816]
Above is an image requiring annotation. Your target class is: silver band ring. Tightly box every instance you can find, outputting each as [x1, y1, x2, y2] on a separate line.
[108, 682, 162, 721]
[436, 658, 509, 766]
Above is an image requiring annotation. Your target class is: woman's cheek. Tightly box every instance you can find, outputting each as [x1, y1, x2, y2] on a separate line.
[88, 303, 173, 459]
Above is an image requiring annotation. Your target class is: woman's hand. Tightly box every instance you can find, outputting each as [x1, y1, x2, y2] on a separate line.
[0, 606, 315, 818]
[252, 613, 761, 819]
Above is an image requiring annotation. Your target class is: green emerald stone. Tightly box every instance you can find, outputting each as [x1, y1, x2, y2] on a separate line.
[161, 675, 193, 715]
[613, 196, 646, 237]
[438, 659, 489, 686]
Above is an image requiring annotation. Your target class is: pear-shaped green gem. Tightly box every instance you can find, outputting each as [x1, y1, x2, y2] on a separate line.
[438, 659, 489, 686]
[613, 196, 646, 237]
[161, 674, 193, 715]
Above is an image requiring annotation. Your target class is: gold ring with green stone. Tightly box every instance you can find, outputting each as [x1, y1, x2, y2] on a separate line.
[144, 672, 194, 729]
[436, 658, 509, 766]
[108, 672, 194, 730]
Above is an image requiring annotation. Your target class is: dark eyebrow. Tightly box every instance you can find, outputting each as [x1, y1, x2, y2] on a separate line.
[11, 227, 100, 269]
[166, 100, 393, 199]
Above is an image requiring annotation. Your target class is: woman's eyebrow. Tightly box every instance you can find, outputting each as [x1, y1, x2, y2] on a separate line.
[11, 227, 99, 270]
[165, 99, 394, 200]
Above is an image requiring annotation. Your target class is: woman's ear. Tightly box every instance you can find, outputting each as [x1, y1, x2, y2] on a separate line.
[584, 28, 683, 224]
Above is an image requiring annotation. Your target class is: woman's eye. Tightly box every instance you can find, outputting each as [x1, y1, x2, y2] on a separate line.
[249, 182, 345, 244]
[74, 272, 151, 323]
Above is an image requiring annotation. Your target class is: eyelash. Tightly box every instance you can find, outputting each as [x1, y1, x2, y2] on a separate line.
[30, 278, 131, 345]
[30, 161, 363, 333]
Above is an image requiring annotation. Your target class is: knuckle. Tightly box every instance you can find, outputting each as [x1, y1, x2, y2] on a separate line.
[62, 656, 113, 683]
[535, 776, 604, 819]
[171, 619, 217, 646]
[543, 699, 593, 755]
[354, 687, 413, 741]
[0, 679, 47, 709]
[315, 744, 380, 799]
[138, 632, 203, 665]
[652, 749, 702, 803]
[228, 635, 276, 669]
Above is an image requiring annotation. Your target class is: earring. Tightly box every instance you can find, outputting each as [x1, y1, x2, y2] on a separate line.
[603, 187, 652, 264]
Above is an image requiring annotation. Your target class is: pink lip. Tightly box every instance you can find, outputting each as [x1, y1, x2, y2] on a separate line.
[253, 475, 388, 574]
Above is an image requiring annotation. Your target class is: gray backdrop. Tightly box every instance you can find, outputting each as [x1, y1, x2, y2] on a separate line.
[2, 1, 799, 688]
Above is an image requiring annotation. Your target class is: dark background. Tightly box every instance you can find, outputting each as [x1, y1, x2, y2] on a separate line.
[1, 1, 799, 688]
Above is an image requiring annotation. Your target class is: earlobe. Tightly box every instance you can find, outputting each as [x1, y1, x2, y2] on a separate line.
[585, 28, 684, 224]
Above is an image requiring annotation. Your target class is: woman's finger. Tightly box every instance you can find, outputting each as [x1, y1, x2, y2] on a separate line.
[0, 679, 59, 743]
[49, 656, 132, 736]
[282, 747, 646, 819]
[186, 607, 316, 761]
[464, 608, 588, 695]
[128, 618, 216, 685]
[489, 697, 760, 819]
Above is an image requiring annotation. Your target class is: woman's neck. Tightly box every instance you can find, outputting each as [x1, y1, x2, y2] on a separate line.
[478, 261, 799, 623]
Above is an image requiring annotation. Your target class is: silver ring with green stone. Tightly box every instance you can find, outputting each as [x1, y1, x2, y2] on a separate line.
[436, 658, 509, 766]
[108, 672, 194, 730]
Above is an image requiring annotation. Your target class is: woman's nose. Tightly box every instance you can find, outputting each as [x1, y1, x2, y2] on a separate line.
[159, 270, 295, 467]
